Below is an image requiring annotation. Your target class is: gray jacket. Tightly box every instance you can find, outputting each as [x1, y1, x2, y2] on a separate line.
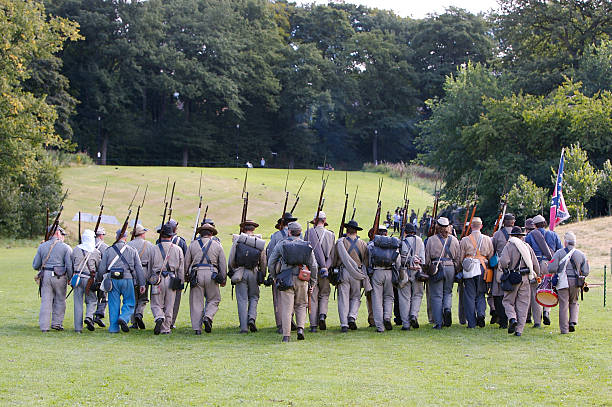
[96, 241, 145, 286]
[549, 246, 590, 282]
[268, 236, 318, 285]
[33, 238, 73, 275]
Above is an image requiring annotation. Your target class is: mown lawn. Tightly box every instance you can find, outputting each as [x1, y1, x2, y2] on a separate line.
[1, 242, 610, 406]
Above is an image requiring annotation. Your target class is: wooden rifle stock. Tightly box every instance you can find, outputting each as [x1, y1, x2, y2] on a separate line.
[338, 193, 349, 238]
[114, 210, 132, 245]
[131, 205, 141, 241]
[493, 200, 507, 234]
[166, 181, 176, 223]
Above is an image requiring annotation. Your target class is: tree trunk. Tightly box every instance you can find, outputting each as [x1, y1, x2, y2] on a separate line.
[372, 133, 378, 165]
[101, 134, 108, 166]
[182, 147, 188, 167]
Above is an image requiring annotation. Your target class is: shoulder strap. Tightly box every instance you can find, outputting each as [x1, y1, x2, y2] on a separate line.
[109, 245, 129, 270]
[469, 234, 483, 257]
[280, 229, 287, 238]
[345, 237, 363, 262]
[157, 243, 172, 272]
[138, 240, 148, 259]
[533, 229, 553, 259]
[197, 239, 213, 265]
[501, 228, 509, 241]
[41, 239, 60, 270]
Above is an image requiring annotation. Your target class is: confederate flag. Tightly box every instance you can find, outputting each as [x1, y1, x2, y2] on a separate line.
[550, 149, 570, 231]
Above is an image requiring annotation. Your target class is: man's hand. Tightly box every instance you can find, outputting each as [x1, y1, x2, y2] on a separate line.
[139, 286, 146, 295]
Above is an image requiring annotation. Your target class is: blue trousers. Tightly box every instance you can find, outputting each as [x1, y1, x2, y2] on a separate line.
[463, 277, 486, 328]
[108, 278, 135, 333]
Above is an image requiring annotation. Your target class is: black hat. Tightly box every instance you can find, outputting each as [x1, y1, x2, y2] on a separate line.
[201, 218, 215, 227]
[510, 226, 525, 236]
[282, 212, 297, 222]
[160, 223, 176, 237]
[404, 223, 416, 234]
[344, 220, 363, 231]
[503, 213, 516, 222]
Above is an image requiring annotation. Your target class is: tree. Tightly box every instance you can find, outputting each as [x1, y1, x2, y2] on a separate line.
[555, 143, 601, 221]
[572, 39, 612, 96]
[597, 160, 612, 215]
[506, 175, 548, 224]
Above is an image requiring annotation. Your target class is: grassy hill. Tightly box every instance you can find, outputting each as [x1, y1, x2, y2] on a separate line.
[556, 216, 611, 274]
[59, 166, 434, 245]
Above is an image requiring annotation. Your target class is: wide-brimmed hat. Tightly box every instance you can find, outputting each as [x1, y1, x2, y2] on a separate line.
[503, 213, 516, 222]
[202, 218, 215, 226]
[116, 228, 128, 240]
[160, 223, 176, 237]
[240, 219, 259, 229]
[281, 212, 297, 222]
[168, 219, 179, 229]
[133, 224, 148, 236]
[510, 226, 526, 236]
[197, 223, 217, 236]
[344, 219, 362, 231]
[471, 217, 482, 227]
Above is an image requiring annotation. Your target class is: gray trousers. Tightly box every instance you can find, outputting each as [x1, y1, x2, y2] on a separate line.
[371, 268, 394, 330]
[150, 275, 176, 334]
[529, 281, 542, 324]
[39, 270, 67, 331]
[458, 282, 466, 324]
[462, 277, 486, 328]
[337, 270, 361, 328]
[272, 284, 282, 328]
[189, 268, 221, 331]
[309, 275, 331, 327]
[397, 280, 424, 328]
[235, 269, 260, 331]
[279, 276, 308, 337]
[557, 286, 580, 334]
[503, 274, 530, 334]
[428, 264, 455, 327]
[73, 275, 97, 331]
[132, 284, 149, 322]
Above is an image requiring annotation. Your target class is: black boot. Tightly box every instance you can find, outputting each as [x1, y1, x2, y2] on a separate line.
[154, 318, 163, 335]
[443, 309, 452, 327]
[203, 317, 212, 333]
[318, 314, 327, 331]
[489, 309, 498, 325]
[348, 318, 357, 331]
[291, 320, 297, 331]
[84, 318, 95, 332]
[383, 320, 393, 331]
[508, 318, 517, 334]
[297, 328, 305, 340]
[477, 315, 485, 328]
[282, 336, 290, 343]
[135, 315, 145, 330]
[93, 316, 106, 328]
[410, 316, 419, 329]
[248, 319, 257, 333]
[118, 319, 129, 333]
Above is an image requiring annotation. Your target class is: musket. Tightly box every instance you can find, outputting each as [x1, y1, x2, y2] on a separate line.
[131, 184, 148, 241]
[239, 168, 249, 233]
[428, 181, 439, 237]
[166, 181, 176, 222]
[281, 169, 289, 217]
[45, 207, 49, 239]
[78, 211, 82, 244]
[203, 204, 209, 222]
[46, 189, 69, 240]
[493, 179, 510, 234]
[369, 178, 383, 240]
[114, 187, 138, 245]
[290, 177, 307, 213]
[351, 185, 358, 220]
[193, 171, 203, 241]
[338, 172, 349, 238]
[460, 179, 472, 239]
[463, 173, 481, 237]
[93, 180, 107, 236]
[314, 176, 328, 225]
[400, 176, 410, 239]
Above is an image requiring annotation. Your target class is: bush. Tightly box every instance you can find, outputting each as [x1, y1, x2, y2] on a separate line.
[362, 161, 439, 193]
[46, 149, 94, 167]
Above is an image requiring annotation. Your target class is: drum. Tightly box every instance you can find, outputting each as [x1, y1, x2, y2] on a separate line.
[536, 273, 559, 307]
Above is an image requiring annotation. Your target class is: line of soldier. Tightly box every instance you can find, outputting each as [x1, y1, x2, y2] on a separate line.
[33, 208, 589, 340]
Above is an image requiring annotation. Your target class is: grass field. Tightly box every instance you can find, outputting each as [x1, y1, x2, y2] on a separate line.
[0, 167, 610, 406]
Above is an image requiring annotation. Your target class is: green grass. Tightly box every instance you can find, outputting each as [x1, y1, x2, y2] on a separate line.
[1, 167, 611, 405]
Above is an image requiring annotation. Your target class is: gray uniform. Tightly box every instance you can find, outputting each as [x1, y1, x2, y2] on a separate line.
[304, 226, 335, 328]
[169, 235, 187, 327]
[398, 235, 426, 328]
[266, 228, 290, 328]
[548, 246, 589, 333]
[334, 236, 369, 328]
[268, 236, 318, 337]
[33, 238, 73, 331]
[424, 234, 460, 327]
[97, 242, 146, 286]
[127, 238, 155, 322]
[459, 231, 494, 328]
[70, 247, 101, 331]
[149, 240, 185, 334]
[94, 239, 109, 318]
[185, 237, 227, 331]
[367, 240, 402, 331]
[228, 234, 267, 332]
[491, 227, 512, 326]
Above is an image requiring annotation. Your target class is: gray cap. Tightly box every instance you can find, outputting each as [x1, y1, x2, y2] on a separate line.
[48, 225, 66, 235]
[525, 218, 535, 230]
[95, 226, 106, 236]
[564, 231, 576, 244]
[437, 217, 450, 227]
[288, 221, 302, 232]
[533, 214, 546, 224]
[116, 228, 128, 240]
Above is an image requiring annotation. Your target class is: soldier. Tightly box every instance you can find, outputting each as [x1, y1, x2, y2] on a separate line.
[523, 217, 536, 324]
[70, 229, 101, 332]
[491, 213, 515, 329]
[365, 224, 388, 327]
[185, 223, 227, 334]
[228, 220, 266, 333]
[165, 219, 187, 328]
[93, 227, 109, 327]
[33, 226, 73, 332]
[525, 214, 562, 326]
[266, 212, 297, 333]
[424, 217, 460, 329]
[367, 228, 401, 333]
[148, 223, 185, 335]
[548, 232, 589, 334]
[268, 222, 318, 342]
[459, 217, 494, 328]
[96, 229, 146, 333]
[397, 223, 426, 330]
[499, 226, 540, 337]
[334, 220, 371, 332]
[305, 211, 335, 332]
[127, 224, 155, 329]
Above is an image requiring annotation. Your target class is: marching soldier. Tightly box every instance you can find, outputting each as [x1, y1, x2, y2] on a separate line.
[96, 229, 146, 333]
[266, 212, 297, 333]
[33, 226, 73, 332]
[166, 219, 187, 328]
[268, 222, 318, 342]
[424, 217, 460, 329]
[491, 213, 515, 328]
[365, 224, 388, 327]
[397, 222, 425, 330]
[367, 227, 401, 332]
[93, 227, 109, 327]
[459, 217, 494, 328]
[304, 212, 335, 332]
[548, 232, 589, 334]
[525, 214, 562, 326]
[148, 223, 184, 335]
[185, 223, 227, 334]
[228, 220, 266, 333]
[499, 226, 540, 337]
[334, 220, 371, 332]
[128, 224, 154, 329]
[70, 229, 101, 332]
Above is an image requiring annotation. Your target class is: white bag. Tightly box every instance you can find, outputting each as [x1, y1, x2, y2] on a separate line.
[462, 257, 482, 279]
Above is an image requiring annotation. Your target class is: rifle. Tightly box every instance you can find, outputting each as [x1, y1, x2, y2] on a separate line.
[400, 176, 410, 239]
[239, 168, 249, 233]
[281, 169, 289, 218]
[131, 184, 148, 241]
[428, 182, 439, 237]
[338, 172, 349, 238]
[193, 171, 203, 241]
[461, 173, 481, 238]
[493, 197, 507, 234]
[114, 187, 138, 245]
[78, 211, 82, 244]
[314, 175, 328, 226]
[46, 189, 69, 240]
[45, 207, 49, 239]
[166, 181, 176, 223]
[203, 204, 209, 223]
[290, 177, 307, 214]
[368, 178, 383, 240]
[93, 180, 107, 236]
[459, 180, 472, 239]
[351, 185, 358, 220]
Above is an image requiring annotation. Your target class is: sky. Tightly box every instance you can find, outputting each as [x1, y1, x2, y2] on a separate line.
[294, 0, 500, 18]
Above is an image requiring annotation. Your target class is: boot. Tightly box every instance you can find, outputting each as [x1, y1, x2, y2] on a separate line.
[508, 318, 517, 334]
[154, 318, 163, 335]
[318, 314, 327, 331]
[297, 328, 305, 340]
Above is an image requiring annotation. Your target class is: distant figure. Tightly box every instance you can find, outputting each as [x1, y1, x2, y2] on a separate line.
[246, 161, 253, 168]
[260, 157, 265, 167]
